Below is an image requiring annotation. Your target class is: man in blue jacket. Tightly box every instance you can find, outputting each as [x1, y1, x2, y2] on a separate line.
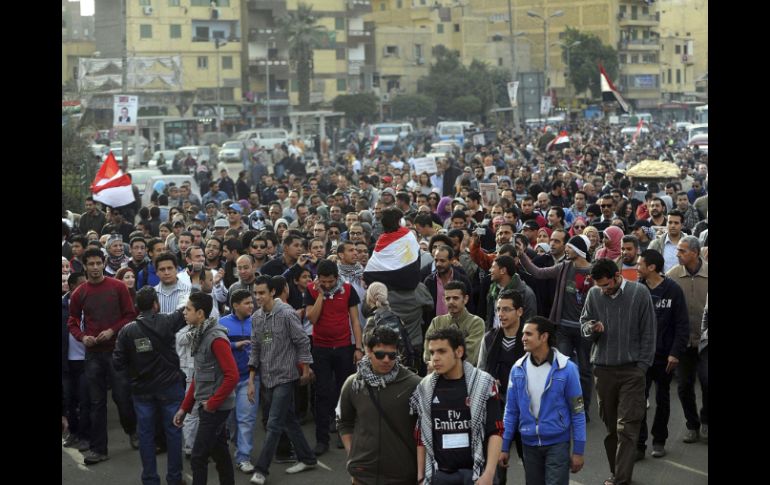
[499, 316, 586, 485]
[219, 289, 258, 474]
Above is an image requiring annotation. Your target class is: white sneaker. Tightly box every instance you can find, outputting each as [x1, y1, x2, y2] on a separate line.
[250, 471, 266, 484]
[285, 461, 316, 474]
[237, 461, 255, 473]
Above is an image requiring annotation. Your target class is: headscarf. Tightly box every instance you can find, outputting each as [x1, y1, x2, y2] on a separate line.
[596, 225, 624, 260]
[568, 216, 588, 238]
[537, 227, 553, 240]
[582, 225, 601, 257]
[435, 196, 453, 224]
[365, 282, 390, 310]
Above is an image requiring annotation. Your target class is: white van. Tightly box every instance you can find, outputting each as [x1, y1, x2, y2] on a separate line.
[436, 121, 474, 144]
[235, 128, 290, 151]
[687, 123, 708, 142]
[400, 122, 414, 139]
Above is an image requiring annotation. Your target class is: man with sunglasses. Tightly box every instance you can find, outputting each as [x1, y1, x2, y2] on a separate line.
[591, 194, 616, 232]
[338, 326, 422, 485]
[246, 235, 270, 274]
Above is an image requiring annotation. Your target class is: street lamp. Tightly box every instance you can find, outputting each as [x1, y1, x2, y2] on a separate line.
[214, 37, 227, 133]
[266, 36, 275, 126]
[552, 40, 581, 110]
[527, 9, 563, 116]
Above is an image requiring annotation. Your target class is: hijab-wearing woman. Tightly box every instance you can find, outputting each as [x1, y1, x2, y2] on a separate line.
[595, 225, 624, 261]
[582, 225, 601, 260]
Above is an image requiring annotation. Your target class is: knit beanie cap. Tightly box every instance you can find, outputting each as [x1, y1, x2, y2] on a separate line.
[567, 235, 591, 260]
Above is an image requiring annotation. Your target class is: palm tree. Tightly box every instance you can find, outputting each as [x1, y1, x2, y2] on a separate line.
[277, 3, 328, 110]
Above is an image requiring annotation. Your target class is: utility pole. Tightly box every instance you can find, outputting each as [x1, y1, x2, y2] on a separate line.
[507, 0, 519, 131]
[120, 0, 128, 172]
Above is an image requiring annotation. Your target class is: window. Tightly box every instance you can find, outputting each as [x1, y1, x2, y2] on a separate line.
[139, 0, 151, 6]
[397, 0, 402, 7]
[498, 58, 503, 66]
[454, 24, 460, 32]
[336, 48, 346, 60]
[630, 54, 638, 64]
[140, 24, 152, 39]
[335, 17, 345, 30]
[437, 24, 444, 34]
[193, 0, 230, 5]
[676, 69, 681, 84]
[222, 56, 233, 69]
[170, 24, 182, 38]
[675, 45, 681, 54]
[196, 26, 209, 41]
[169, 0, 180, 5]
[385, 45, 399, 57]
[380, 3, 385, 11]
[337, 79, 347, 91]
[619, 53, 627, 64]
[420, 0, 426, 4]
[198, 56, 208, 69]
[414, 44, 423, 59]
[290, 79, 298, 92]
[667, 69, 671, 84]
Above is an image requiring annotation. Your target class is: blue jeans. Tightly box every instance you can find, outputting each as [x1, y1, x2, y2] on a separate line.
[191, 407, 234, 485]
[556, 325, 593, 414]
[132, 382, 185, 485]
[84, 351, 136, 454]
[522, 441, 571, 485]
[254, 380, 316, 476]
[63, 359, 91, 441]
[227, 377, 259, 463]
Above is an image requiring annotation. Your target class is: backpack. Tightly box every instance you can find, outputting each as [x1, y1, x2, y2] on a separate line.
[373, 309, 418, 370]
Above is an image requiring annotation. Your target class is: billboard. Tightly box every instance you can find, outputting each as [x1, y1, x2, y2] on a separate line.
[113, 95, 138, 129]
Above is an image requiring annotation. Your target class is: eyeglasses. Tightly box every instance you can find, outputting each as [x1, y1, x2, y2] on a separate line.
[373, 351, 398, 361]
[349, 231, 363, 236]
[328, 231, 340, 235]
[599, 204, 613, 208]
[251, 244, 266, 249]
[572, 225, 586, 230]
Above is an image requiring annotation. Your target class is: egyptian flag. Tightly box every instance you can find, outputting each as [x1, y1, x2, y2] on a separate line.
[599, 64, 629, 113]
[632, 119, 644, 144]
[363, 226, 421, 291]
[369, 135, 380, 157]
[546, 130, 570, 151]
[91, 152, 135, 208]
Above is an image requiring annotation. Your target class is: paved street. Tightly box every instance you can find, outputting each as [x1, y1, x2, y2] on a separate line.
[63, 378, 707, 484]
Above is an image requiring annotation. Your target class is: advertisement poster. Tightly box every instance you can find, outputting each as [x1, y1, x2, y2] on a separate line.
[113, 95, 138, 129]
[479, 182, 499, 208]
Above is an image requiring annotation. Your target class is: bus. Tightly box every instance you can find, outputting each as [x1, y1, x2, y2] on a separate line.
[436, 121, 474, 144]
[695, 105, 708, 124]
[159, 117, 204, 150]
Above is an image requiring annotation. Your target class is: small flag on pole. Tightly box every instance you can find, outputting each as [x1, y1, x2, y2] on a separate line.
[599, 64, 629, 113]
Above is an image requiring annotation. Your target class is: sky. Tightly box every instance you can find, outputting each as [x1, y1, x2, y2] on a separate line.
[74, 0, 94, 16]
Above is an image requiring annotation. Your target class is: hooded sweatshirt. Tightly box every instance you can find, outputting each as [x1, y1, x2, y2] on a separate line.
[218, 311, 253, 382]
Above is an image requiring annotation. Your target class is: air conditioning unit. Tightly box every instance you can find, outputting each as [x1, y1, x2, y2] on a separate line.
[143, 6, 153, 15]
[416, 57, 425, 65]
[211, 7, 219, 19]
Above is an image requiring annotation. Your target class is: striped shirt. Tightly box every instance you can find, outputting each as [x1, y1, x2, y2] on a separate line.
[248, 299, 313, 389]
[154, 279, 192, 314]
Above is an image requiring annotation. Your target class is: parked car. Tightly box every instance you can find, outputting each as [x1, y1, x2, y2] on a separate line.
[128, 168, 163, 196]
[234, 128, 290, 151]
[218, 141, 246, 163]
[141, 175, 201, 208]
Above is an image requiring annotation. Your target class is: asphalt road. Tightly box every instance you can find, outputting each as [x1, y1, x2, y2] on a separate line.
[63, 376, 707, 485]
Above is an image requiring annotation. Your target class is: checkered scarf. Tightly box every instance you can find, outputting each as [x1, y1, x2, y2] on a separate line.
[350, 355, 401, 393]
[409, 360, 497, 484]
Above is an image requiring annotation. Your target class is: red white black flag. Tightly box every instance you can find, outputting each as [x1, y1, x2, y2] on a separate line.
[599, 64, 629, 113]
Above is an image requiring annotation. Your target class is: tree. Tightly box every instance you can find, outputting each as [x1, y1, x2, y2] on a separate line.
[332, 93, 379, 125]
[450, 96, 481, 120]
[62, 124, 95, 213]
[391, 94, 435, 120]
[417, 46, 496, 121]
[277, 3, 328, 110]
[561, 27, 619, 99]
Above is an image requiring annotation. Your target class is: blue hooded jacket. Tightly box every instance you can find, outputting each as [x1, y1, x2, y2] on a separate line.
[218, 312, 252, 382]
[502, 348, 586, 454]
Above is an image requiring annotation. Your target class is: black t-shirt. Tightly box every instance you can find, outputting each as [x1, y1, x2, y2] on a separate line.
[431, 375, 503, 472]
[561, 265, 591, 322]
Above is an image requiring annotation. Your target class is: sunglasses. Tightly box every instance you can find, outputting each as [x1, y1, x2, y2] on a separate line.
[599, 204, 613, 208]
[251, 244, 266, 249]
[373, 351, 398, 361]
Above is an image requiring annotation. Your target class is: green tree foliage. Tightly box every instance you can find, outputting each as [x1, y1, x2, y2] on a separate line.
[417, 46, 497, 121]
[332, 93, 379, 124]
[277, 3, 328, 110]
[561, 27, 619, 99]
[391, 94, 435, 120]
[62, 125, 94, 213]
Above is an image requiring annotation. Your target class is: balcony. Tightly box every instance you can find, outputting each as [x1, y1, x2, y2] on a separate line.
[248, 0, 287, 13]
[347, 28, 373, 44]
[347, 0, 372, 15]
[253, 91, 290, 106]
[618, 39, 660, 52]
[617, 12, 659, 27]
[682, 54, 695, 65]
[250, 58, 290, 77]
[248, 27, 280, 42]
